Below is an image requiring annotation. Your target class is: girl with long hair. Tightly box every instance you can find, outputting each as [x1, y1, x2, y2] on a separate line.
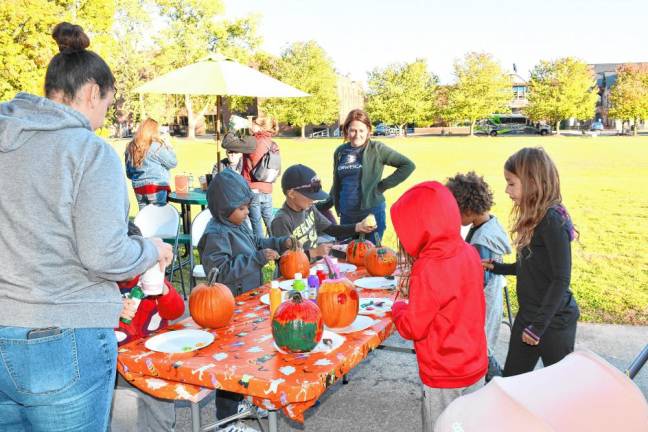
[484, 147, 580, 376]
[125, 118, 177, 208]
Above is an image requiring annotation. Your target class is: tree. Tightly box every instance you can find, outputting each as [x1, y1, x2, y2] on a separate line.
[365, 59, 437, 135]
[446, 52, 512, 135]
[153, 0, 260, 138]
[526, 57, 598, 135]
[609, 64, 648, 136]
[260, 41, 338, 139]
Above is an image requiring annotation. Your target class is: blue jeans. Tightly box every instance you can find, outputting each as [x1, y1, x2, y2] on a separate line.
[249, 192, 274, 238]
[340, 201, 386, 245]
[0, 327, 117, 432]
[135, 190, 169, 210]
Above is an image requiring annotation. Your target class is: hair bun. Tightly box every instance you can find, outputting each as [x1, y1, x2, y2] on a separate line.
[52, 22, 90, 53]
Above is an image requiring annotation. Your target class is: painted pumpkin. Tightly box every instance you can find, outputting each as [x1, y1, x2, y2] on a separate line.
[279, 238, 310, 279]
[272, 291, 323, 353]
[317, 257, 359, 328]
[346, 237, 375, 266]
[189, 280, 235, 329]
[365, 246, 397, 276]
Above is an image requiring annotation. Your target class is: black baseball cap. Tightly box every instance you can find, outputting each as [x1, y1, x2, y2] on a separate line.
[281, 164, 329, 201]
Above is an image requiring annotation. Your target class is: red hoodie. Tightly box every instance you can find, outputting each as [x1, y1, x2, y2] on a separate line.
[390, 181, 487, 388]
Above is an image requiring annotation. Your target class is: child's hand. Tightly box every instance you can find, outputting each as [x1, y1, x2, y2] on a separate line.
[310, 243, 332, 258]
[481, 259, 494, 271]
[120, 297, 138, 322]
[263, 249, 280, 261]
[355, 220, 376, 234]
[284, 237, 300, 250]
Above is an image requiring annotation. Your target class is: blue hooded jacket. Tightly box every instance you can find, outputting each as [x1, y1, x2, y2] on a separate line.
[198, 169, 288, 294]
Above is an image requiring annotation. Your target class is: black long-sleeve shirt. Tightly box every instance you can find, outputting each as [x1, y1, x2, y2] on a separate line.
[492, 207, 579, 338]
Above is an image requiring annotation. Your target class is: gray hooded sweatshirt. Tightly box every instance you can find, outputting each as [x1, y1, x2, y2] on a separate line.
[0, 93, 158, 328]
[198, 169, 288, 294]
[468, 216, 512, 353]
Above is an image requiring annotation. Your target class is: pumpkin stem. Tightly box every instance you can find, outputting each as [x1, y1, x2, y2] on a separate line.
[289, 290, 303, 303]
[359, 232, 365, 241]
[207, 267, 220, 285]
[290, 236, 299, 251]
[375, 232, 382, 247]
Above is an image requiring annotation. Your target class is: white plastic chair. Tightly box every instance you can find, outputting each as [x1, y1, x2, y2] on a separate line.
[189, 209, 213, 289]
[134, 204, 185, 296]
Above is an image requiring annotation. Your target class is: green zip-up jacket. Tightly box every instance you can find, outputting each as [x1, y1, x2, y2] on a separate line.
[318, 140, 415, 213]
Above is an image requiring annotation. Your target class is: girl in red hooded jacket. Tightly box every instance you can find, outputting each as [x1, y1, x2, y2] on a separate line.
[390, 181, 487, 430]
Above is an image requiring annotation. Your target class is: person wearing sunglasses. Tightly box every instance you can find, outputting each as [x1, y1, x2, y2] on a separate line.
[271, 164, 375, 260]
[317, 109, 415, 244]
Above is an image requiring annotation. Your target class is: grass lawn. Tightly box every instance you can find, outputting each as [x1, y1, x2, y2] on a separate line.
[110, 134, 648, 325]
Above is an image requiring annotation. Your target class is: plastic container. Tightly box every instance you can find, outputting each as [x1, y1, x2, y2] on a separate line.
[316, 265, 327, 284]
[120, 286, 144, 324]
[292, 273, 305, 292]
[269, 281, 282, 317]
[307, 268, 320, 301]
[174, 174, 189, 193]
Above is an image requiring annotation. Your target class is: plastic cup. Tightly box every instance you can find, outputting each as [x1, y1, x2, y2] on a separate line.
[140, 265, 165, 295]
[175, 175, 189, 193]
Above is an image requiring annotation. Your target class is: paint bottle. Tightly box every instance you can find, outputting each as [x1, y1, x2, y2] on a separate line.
[307, 268, 320, 302]
[292, 273, 305, 292]
[269, 281, 282, 317]
[316, 265, 327, 284]
[120, 286, 144, 324]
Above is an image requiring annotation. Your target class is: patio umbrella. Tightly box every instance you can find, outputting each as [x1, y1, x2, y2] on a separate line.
[135, 54, 308, 169]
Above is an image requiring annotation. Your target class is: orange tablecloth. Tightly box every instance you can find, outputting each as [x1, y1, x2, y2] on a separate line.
[117, 269, 396, 422]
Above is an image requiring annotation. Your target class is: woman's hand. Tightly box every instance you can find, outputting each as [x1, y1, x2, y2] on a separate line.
[263, 249, 280, 261]
[481, 259, 494, 271]
[522, 332, 540, 346]
[151, 238, 173, 271]
[355, 220, 376, 234]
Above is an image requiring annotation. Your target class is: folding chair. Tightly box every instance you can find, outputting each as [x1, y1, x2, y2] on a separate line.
[189, 209, 213, 290]
[134, 204, 186, 297]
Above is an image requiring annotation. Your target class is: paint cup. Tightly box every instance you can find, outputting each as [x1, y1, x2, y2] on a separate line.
[175, 175, 189, 193]
[140, 264, 165, 295]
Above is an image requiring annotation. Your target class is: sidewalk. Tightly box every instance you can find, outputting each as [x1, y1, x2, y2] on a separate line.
[174, 322, 648, 431]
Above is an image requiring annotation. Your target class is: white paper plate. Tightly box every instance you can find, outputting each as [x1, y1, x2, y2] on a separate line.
[358, 297, 393, 316]
[278, 279, 298, 291]
[273, 330, 345, 354]
[354, 277, 397, 290]
[145, 329, 214, 353]
[315, 262, 357, 274]
[260, 291, 290, 305]
[325, 315, 376, 334]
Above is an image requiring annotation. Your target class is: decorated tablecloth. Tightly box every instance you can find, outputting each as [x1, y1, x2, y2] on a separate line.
[117, 269, 396, 422]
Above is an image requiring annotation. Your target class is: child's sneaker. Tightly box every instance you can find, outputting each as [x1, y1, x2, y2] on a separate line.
[237, 398, 269, 419]
[220, 421, 259, 432]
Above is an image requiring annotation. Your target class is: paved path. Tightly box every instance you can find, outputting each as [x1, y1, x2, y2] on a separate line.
[172, 322, 648, 431]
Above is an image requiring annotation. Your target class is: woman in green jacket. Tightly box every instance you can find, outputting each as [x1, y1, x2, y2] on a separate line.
[318, 109, 415, 244]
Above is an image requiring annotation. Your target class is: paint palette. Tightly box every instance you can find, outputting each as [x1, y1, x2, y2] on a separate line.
[145, 329, 214, 353]
[325, 315, 376, 334]
[358, 297, 393, 316]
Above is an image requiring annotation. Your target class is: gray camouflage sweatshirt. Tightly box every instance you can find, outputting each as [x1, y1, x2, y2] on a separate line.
[0, 93, 158, 328]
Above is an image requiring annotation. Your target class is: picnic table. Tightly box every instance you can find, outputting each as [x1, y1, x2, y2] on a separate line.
[116, 268, 397, 431]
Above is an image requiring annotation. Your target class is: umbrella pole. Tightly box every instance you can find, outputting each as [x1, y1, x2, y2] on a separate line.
[216, 95, 222, 173]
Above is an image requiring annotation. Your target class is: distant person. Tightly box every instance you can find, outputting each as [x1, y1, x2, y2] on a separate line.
[271, 164, 374, 260]
[0, 22, 171, 431]
[390, 181, 487, 429]
[222, 115, 281, 238]
[483, 147, 580, 377]
[446, 171, 512, 382]
[317, 109, 415, 244]
[125, 118, 178, 209]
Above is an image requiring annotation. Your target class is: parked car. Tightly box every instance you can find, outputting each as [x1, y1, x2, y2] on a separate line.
[373, 123, 389, 136]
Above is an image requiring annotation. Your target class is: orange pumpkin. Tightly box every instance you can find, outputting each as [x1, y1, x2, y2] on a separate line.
[316, 257, 359, 328]
[346, 237, 375, 266]
[365, 246, 397, 276]
[189, 273, 235, 328]
[279, 238, 310, 279]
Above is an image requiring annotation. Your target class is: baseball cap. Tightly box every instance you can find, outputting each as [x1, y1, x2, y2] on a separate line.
[281, 164, 328, 201]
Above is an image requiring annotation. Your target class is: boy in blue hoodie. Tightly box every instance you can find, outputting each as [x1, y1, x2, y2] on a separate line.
[446, 172, 512, 382]
[197, 169, 291, 431]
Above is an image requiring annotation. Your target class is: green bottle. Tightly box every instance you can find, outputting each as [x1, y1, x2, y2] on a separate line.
[292, 272, 305, 292]
[120, 286, 145, 324]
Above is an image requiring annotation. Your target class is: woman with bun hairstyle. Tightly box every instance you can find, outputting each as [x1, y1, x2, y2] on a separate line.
[125, 117, 178, 208]
[0, 22, 172, 431]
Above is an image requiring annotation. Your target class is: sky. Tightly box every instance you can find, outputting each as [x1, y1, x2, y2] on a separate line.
[223, 0, 648, 85]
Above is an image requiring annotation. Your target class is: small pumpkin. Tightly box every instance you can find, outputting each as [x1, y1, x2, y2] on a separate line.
[272, 291, 323, 353]
[365, 246, 397, 276]
[346, 235, 375, 266]
[279, 237, 310, 279]
[189, 269, 235, 329]
[317, 256, 359, 328]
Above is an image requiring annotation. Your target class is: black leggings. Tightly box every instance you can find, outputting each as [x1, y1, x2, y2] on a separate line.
[503, 316, 577, 377]
[216, 390, 243, 420]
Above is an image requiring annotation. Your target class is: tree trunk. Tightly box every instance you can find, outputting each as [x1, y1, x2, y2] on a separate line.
[469, 120, 474, 136]
[634, 118, 638, 136]
[185, 95, 196, 140]
[555, 121, 560, 136]
[301, 125, 306, 139]
[400, 124, 407, 136]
